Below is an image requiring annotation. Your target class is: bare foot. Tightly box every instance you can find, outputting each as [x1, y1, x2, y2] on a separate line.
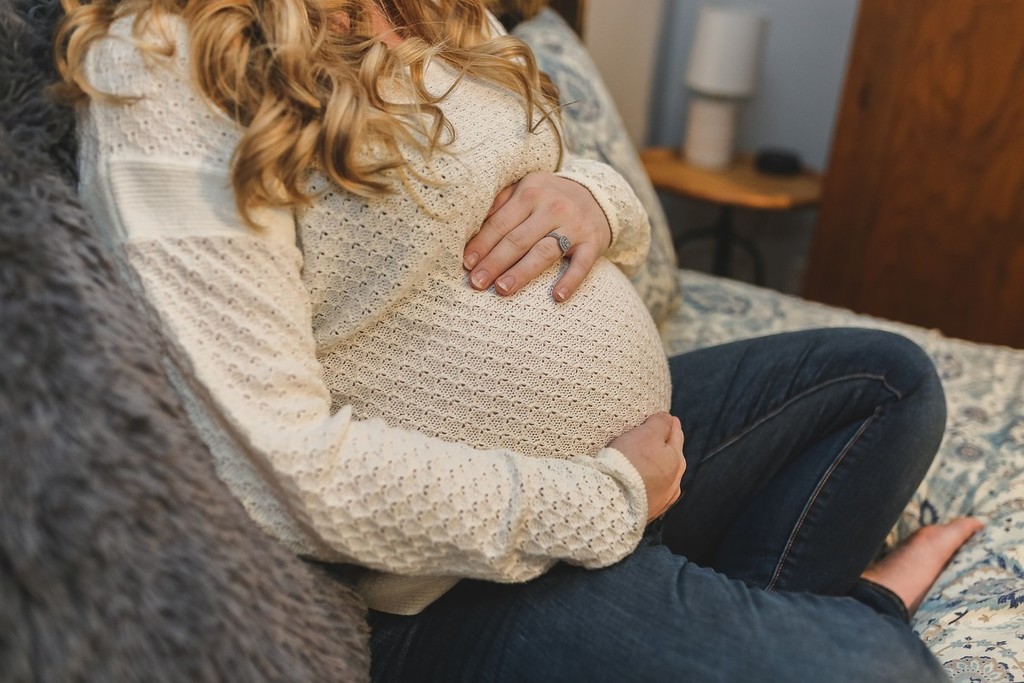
[861, 517, 984, 615]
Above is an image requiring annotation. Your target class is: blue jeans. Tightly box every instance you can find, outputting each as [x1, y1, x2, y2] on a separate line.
[369, 329, 950, 682]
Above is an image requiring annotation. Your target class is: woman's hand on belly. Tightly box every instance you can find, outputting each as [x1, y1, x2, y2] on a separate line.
[610, 414, 687, 522]
[463, 172, 612, 302]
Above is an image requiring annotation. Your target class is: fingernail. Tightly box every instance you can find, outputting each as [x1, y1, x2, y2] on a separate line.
[471, 270, 489, 289]
[496, 275, 514, 294]
[553, 287, 568, 302]
[464, 252, 478, 269]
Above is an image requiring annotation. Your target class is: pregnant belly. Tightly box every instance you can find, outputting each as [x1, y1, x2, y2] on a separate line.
[320, 259, 672, 459]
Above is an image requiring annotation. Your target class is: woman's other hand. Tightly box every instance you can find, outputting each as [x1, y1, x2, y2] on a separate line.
[463, 172, 612, 302]
[610, 414, 686, 522]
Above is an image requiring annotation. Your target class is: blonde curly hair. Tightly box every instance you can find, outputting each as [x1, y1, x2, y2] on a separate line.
[55, 0, 561, 224]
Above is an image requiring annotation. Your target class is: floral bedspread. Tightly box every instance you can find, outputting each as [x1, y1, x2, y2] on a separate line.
[661, 269, 1024, 680]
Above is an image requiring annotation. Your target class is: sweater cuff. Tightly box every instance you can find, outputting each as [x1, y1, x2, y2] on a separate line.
[588, 446, 649, 541]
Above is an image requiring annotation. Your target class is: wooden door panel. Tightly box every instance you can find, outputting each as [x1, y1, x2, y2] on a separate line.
[804, 0, 1024, 347]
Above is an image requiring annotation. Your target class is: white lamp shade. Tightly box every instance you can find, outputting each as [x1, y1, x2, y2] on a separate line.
[686, 5, 767, 98]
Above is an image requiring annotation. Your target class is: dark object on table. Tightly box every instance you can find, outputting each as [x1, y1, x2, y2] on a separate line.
[755, 148, 804, 176]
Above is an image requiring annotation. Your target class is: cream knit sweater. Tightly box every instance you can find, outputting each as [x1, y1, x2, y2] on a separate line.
[78, 16, 671, 615]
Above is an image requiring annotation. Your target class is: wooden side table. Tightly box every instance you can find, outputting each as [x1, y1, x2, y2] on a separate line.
[640, 147, 823, 285]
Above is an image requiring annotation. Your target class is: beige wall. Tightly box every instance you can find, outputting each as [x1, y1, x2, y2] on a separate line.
[582, 0, 665, 147]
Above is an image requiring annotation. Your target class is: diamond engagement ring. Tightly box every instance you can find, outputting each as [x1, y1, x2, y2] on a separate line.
[546, 231, 572, 257]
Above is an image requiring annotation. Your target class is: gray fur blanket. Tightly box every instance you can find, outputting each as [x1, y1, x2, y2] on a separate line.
[0, 2, 370, 680]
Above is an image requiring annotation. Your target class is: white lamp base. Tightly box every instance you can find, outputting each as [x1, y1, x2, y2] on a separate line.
[683, 96, 739, 170]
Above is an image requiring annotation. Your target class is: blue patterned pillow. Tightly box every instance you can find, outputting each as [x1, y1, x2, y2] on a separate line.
[513, 9, 682, 325]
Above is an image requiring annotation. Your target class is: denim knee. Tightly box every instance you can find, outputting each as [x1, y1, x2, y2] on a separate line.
[857, 330, 941, 390]
[848, 329, 946, 426]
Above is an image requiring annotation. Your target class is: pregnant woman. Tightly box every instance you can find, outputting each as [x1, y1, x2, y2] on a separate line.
[59, 0, 979, 679]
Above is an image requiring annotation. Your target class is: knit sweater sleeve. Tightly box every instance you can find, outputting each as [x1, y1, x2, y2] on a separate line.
[79, 22, 648, 583]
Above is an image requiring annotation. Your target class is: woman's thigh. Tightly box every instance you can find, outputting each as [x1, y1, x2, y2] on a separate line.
[369, 535, 947, 683]
[662, 328, 945, 593]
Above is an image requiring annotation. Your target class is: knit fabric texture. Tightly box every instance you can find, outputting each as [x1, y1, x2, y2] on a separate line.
[0, 1, 370, 680]
[78, 15, 665, 614]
